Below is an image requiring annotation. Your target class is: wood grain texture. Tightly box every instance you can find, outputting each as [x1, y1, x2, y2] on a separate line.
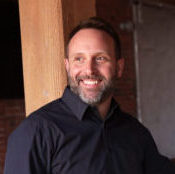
[19, 0, 96, 115]
[62, 0, 96, 46]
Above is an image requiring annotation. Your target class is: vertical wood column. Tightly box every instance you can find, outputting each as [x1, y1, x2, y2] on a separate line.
[19, 0, 96, 116]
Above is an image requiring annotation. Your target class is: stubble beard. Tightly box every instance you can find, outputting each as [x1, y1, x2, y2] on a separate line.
[67, 72, 117, 106]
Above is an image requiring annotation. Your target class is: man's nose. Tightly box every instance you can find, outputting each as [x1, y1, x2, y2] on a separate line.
[85, 59, 96, 75]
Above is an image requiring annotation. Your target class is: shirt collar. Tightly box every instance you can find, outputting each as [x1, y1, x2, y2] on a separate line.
[62, 86, 89, 120]
[62, 86, 119, 120]
[107, 98, 119, 119]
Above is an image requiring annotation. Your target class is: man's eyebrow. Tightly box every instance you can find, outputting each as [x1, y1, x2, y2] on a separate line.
[71, 51, 109, 55]
[93, 51, 113, 57]
[68, 51, 112, 59]
[94, 51, 109, 55]
[69, 52, 84, 56]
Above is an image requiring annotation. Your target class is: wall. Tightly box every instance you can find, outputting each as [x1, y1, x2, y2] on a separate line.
[136, 3, 175, 158]
[145, 0, 175, 6]
[0, 1, 25, 174]
[0, 100, 25, 174]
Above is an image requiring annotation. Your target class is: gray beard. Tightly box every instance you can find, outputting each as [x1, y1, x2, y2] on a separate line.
[67, 73, 116, 106]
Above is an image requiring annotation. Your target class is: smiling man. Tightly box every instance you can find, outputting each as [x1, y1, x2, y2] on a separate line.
[65, 27, 124, 119]
[4, 17, 175, 174]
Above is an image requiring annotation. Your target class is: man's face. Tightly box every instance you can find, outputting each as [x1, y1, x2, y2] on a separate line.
[65, 28, 124, 105]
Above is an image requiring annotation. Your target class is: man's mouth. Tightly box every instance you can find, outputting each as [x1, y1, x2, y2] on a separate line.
[77, 75, 103, 87]
[79, 79, 102, 90]
[83, 79, 99, 85]
[77, 75, 104, 89]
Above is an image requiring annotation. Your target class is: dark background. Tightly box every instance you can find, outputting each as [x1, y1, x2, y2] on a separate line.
[0, 1, 24, 98]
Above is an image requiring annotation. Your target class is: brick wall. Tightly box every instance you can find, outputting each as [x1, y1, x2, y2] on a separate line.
[0, 100, 25, 174]
[97, 0, 137, 116]
[0, 1, 24, 173]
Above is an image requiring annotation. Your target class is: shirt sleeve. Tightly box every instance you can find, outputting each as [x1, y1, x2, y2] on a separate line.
[4, 115, 52, 174]
[143, 128, 175, 174]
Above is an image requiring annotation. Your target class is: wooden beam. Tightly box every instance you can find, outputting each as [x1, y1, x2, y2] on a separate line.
[62, 0, 96, 44]
[19, 0, 96, 116]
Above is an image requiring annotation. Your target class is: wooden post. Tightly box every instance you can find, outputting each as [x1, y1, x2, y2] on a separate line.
[18, 0, 96, 116]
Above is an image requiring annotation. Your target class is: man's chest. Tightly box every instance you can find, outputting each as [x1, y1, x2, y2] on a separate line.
[50, 120, 144, 174]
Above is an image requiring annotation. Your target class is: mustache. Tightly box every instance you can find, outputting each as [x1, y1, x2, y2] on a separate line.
[76, 75, 105, 82]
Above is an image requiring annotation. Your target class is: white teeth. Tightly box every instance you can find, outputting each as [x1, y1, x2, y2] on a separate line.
[83, 80, 98, 85]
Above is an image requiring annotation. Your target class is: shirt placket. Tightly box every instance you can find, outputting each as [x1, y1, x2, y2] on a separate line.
[102, 120, 116, 174]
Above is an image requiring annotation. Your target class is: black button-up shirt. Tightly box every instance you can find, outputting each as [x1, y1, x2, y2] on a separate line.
[4, 87, 175, 174]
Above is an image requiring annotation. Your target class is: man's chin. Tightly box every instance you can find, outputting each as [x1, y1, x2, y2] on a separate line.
[78, 89, 107, 105]
[79, 96, 101, 105]
[70, 83, 113, 105]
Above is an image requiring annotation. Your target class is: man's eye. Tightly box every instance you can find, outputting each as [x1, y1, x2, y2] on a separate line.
[74, 57, 83, 62]
[96, 56, 106, 62]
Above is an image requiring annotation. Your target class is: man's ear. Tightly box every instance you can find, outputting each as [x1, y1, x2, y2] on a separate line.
[117, 58, 125, 78]
[64, 58, 69, 72]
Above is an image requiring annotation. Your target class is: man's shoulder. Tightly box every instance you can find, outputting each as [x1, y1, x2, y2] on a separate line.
[28, 97, 70, 120]
[118, 109, 150, 134]
[8, 97, 69, 140]
[118, 109, 139, 124]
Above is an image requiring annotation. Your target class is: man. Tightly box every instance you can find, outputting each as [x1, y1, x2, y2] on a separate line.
[4, 17, 175, 174]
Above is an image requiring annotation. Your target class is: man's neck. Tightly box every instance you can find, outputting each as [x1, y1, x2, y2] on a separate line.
[96, 95, 112, 120]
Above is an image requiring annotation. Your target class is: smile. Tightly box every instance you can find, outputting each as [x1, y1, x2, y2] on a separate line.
[83, 80, 99, 85]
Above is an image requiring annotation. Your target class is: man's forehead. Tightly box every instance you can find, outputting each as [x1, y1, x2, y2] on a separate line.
[69, 28, 113, 42]
[66, 28, 117, 60]
[68, 29, 115, 50]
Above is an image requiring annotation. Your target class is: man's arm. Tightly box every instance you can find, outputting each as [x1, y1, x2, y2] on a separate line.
[143, 128, 175, 174]
[4, 116, 51, 174]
